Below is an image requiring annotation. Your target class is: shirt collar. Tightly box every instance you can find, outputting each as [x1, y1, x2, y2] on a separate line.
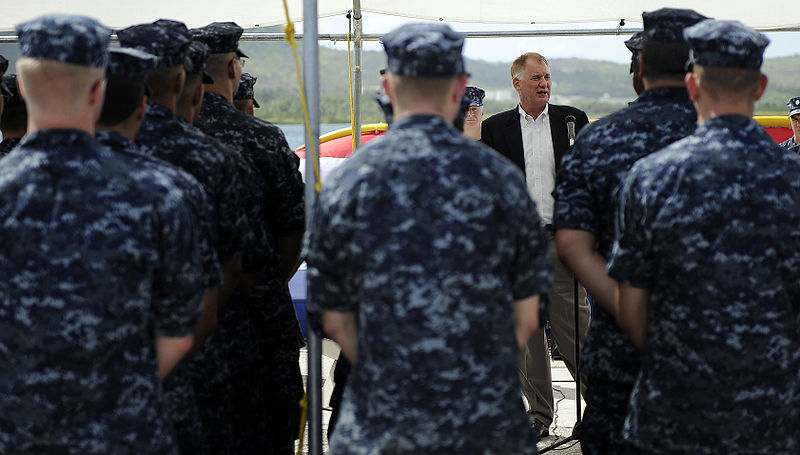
[518, 103, 549, 123]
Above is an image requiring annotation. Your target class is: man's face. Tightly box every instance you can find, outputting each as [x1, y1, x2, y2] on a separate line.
[465, 105, 484, 124]
[791, 113, 800, 140]
[513, 58, 551, 114]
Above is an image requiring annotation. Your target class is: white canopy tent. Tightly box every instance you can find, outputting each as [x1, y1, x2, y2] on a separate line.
[3, 3, 796, 454]
[2, 1, 799, 30]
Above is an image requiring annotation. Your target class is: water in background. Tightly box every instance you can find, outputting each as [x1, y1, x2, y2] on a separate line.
[277, 123, 350, 150]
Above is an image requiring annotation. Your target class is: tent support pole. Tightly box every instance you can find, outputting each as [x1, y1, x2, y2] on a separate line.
[303, 0, 322, 453]
[352, 0, 363, 149]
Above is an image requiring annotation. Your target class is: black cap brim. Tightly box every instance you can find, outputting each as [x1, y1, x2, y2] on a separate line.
[202, 71, 214, 84]
[253, 98, 260, 108]
[236, 48, 248, 58]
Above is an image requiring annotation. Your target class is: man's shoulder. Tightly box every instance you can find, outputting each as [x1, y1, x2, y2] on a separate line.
[549, 103, 588, 120]
[482, 107, 518, 126]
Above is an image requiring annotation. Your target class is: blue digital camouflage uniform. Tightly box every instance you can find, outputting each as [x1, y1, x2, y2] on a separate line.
[306, 113, 551, 455]
[607, 18, 800, 454]
[553, 86, 697, 454]
[234, 72, 260, 107]
[553, 8, 706, 453]
[0, 129, 205, 455]
[0, 70, 23, 157]
[135, 101, 258, 452]
[781, 97, 800, 153]
[96, 129, 222, 455]
[607, 114, 800, 455]
[194, 89, 306, 452]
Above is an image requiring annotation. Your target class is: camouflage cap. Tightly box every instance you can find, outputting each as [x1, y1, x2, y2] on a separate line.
[0, 55, 7, 76]
[16, 14, 110, 67]
[374, 86, 393, 125]
[1, 75, 23, 107]
[190, 22, 248, 57]
[234, 72, 259, 107]
[117, 19, 191, 68]
[107, 47, 157, 83]
[625, 31, 643, 57]
[643, 8, 708, 43]
[185, 41, 214, 84]
[684, 19, 769, 69]
[787, 97, 800, 117]
[383, 23, 467, 77]
[465, 86, 485, 107]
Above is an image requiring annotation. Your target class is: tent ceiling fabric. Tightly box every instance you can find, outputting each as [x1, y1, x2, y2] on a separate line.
[1, 1, 797, 31]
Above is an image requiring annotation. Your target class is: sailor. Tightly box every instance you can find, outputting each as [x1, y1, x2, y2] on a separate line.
[624, 31, 645, 96]
[233, 72, 260, 115]
[191, 21, 306, 455]
[0, 14, 204, 454]
[780, 96, 800, 153]
[306, 22, 551, 454]
[610, 19, 800, 454]
[117, 20, 257, 454]
[95, 46, 225, 455]
[462, 85, 485, 140]
[552, 8, 706, 454]
[0, 73, 27, 155]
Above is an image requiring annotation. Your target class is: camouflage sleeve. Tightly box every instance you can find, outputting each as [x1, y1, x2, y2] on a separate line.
[212, 152, 255, 263]
[152, 193, 206, 337]
[190, 185, 223, 290]
[552, 140, 598, 233]
[270, 132, 306, 236]
[606, 168, 655, 289]
[506, 174, 553, 300]
[305, 187, 358, 314]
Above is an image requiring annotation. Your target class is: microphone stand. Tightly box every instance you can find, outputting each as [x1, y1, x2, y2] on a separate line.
[541, 118, 581, 453]
[540, 277, 582, 453]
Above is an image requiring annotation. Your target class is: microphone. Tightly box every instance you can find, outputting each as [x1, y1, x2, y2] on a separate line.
[565, 115, 576, 147]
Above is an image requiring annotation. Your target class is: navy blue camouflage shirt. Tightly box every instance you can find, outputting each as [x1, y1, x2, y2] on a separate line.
[96, 129, 218, 455]
[608, 115, 800, 454]
[780, 135, 799, 154]
[0, 137, 20, 156]
[553, 87, 697, 384]
[306, 114, 551, 455]
[0, 129, 204, 454]
[137, 102, 255, 263]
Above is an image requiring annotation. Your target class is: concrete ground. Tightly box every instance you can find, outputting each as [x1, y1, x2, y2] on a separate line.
[297, 344, 584, 455]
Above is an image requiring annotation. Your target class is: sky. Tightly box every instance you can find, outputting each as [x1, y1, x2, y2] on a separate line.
[316, 12, 800, 64]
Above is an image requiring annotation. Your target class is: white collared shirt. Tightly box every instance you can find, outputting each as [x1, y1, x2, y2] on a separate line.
[519, 104, 556, 224]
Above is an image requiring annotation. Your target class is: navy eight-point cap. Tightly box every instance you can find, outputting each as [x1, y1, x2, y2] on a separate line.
[787, 97, 800, 117]
[464, 86, 485, 107]
[234, 72, 260, 107]
[117, 19, 191, 68]
[383, 23, 467, 77]
[190, 22, 248, 58]
[16, 14, 111, 67]
[684, 19, 770, 69]
[642, 8, 708, 43]
[108, 47, 157, 83]
[185, 41, 215, 84]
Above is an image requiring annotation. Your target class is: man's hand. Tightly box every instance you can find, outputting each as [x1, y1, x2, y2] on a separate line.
[556, 229, 618, 314]
[324, 311, 359, 364]
[615, 283, 650, 351]
[513, 294, 540, 349]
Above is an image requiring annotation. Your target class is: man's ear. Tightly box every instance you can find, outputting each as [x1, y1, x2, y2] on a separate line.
[753, 73, 768, 102]
[192, 82, 204, 109]
[638, 53, 646, 81]
[173, 71, 186, 97]
[246, 102, 254, 116]
[381, 76, 394, 104]
[685, 71, 700, 102]
[227, 57, 237, 80]
[135, 95, 147, 122]
[88, 79, 105, 106]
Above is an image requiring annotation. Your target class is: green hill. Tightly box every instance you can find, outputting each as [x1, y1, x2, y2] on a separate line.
[1, 37, 798, 122]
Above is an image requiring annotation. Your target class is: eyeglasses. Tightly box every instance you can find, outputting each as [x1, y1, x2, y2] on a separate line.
[232, 56, 247, 68]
